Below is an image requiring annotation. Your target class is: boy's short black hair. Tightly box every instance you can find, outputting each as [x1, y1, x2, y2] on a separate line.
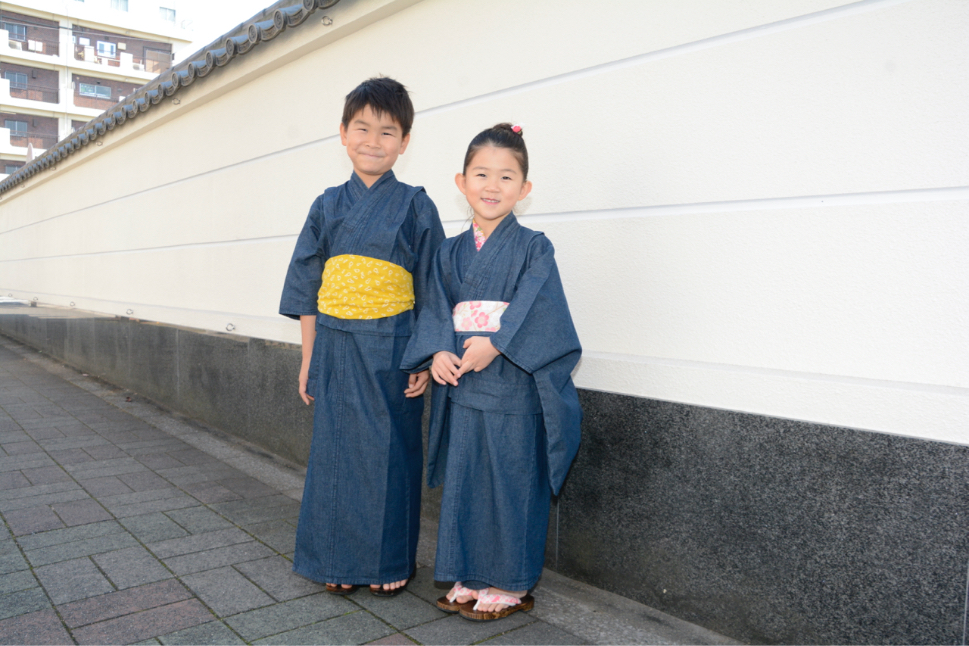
[342, 77, 415, 137]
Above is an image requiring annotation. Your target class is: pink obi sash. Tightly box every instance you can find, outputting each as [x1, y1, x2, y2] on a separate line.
[452, 300, 509, 332]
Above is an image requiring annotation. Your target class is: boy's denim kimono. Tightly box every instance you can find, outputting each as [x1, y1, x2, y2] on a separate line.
[401, 214, 582, 591]
[280, 171, 444, 585]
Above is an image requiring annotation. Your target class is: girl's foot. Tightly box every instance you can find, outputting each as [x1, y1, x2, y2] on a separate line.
[325, 583, 359, 595]
[437, 582, 477, 613]
[459, 587, 534, 621]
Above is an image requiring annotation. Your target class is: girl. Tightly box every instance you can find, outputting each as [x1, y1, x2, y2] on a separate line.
[401, 123, 582, 621]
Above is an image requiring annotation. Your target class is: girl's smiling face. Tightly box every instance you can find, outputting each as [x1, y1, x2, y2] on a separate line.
[456, 145, 532, 236]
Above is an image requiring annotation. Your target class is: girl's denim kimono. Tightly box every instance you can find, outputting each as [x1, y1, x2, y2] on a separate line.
[401, 214, 582, 591]
[280, 171, 443, 585]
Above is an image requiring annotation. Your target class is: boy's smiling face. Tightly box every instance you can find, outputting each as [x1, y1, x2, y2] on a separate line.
[340, 105, 410, 187]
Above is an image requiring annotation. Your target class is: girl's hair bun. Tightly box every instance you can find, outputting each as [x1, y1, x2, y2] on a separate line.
[462, 122, 530, 179]
[493, 122, 524, 137]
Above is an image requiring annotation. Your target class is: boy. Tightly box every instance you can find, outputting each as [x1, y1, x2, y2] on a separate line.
[279, 77, 444, 595]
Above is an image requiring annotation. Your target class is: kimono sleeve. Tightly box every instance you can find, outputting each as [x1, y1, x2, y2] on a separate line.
[400, 243, 457, 373]
[279, 194, 326, 320]
[400, 241, 456, 490]
[410, 192, 446, 323]
[490, 235, 581, 374]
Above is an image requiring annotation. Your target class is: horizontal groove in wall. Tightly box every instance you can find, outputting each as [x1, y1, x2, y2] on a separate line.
[0, 0, 915, 238]
[583, 350, 969, 398]
[0, 289, 286, 329]
[418, 0, 915, 119]
[3, 185, 966, 263]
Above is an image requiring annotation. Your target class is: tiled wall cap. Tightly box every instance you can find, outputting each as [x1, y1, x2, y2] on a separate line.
[255, 11, 286, 42]
[229, 32, 257, 56]
[189, 50, 216, 78]
[175, 65, 196, 87]
[212, 43, 234, 67]
[281, 2, 313, 27]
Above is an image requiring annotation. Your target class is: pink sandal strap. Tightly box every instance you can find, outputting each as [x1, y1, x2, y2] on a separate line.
[473, 592, 522, 610]
[446, 582, 476, 602]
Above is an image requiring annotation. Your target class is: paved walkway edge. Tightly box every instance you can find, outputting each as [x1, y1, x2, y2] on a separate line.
[2, 333, 737, 645]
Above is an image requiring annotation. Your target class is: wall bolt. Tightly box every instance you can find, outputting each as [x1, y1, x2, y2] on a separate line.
[172, 98, 181, 105]
[70, 302, 75, 307]
[97, 141, 103, 146]
[126, 309, 133, 315]
[321, 15, 333, 26]
[226, 323, 236, 332]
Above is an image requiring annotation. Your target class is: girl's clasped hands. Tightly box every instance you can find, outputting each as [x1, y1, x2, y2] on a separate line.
[431, 336, 501, 386]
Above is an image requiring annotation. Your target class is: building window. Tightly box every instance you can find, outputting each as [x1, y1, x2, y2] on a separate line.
[5, 164, 22, 174]
[3, 71, 28, 89]
[159, 7, 176, 22]
[3, 23, 27, 41]
[79, 83, 112, 99]
[110, 0, 128, 11]
[4, 120, 28, 134]
[96, 41, 117, 58]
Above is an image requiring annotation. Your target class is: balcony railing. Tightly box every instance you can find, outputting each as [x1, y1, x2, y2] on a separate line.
[8, 131, 57, 149]
[74, 44, 121, 68]
[4, 29, 60, 57]
[7, 83, 58, 104]
[72, 45, 170, 73]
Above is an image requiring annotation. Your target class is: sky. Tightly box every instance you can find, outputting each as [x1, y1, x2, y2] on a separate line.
[175, 0, 276, 62]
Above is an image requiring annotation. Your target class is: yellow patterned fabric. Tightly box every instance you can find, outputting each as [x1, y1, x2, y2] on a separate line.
[317, 254, 414, 320]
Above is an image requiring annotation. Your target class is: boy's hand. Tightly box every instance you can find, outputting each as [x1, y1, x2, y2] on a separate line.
[457, 336, 500, 376]
[431, 351, 462, 387]
[298, 364, 314, 405]
[405, 370, 430, 398]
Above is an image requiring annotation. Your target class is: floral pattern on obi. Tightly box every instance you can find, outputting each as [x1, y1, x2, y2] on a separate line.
[473, 221, 487, 251]
[452, 300, 509, 332]
[318, 254, 414, 320]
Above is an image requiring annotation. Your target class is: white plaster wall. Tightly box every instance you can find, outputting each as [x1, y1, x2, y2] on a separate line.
[1, 0, 966, 444]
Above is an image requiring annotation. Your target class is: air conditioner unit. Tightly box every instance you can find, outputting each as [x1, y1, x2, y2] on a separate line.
[10, 41, 23, 50]
[132, 63, 144, 71]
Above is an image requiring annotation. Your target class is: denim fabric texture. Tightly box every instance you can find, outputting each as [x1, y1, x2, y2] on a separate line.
[295, 326, 423, 584]
[279, 171, 444, 584]
[401, 214, 581, 591]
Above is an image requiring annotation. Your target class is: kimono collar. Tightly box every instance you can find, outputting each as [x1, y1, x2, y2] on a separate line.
[484, 211, 519, 241]
[348, 169, 397, 201]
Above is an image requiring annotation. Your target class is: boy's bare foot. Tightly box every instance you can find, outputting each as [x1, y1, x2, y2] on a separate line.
[370, 577, 408, 593]
[325, 583, 359, 595]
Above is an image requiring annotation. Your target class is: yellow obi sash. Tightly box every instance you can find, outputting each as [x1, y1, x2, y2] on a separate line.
[317, 254, 414, 320]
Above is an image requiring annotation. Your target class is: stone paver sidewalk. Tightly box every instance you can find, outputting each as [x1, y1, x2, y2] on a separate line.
[0, 334, 733, 645]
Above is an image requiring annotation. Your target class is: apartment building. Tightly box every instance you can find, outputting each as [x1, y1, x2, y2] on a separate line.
[0, 0, 192, 177]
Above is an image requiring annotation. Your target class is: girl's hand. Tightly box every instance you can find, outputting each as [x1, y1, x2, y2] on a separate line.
[405, 370, 430, 398]
[432, 351, 462, 386]
[457, 336, 500, 376]
[298, 363, 314, 405]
